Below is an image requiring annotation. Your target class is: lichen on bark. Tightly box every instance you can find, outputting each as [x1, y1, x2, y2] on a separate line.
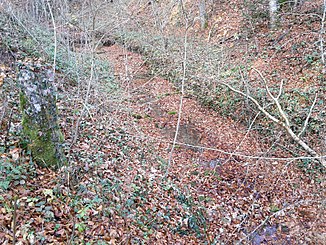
[18, 64, 66, 169]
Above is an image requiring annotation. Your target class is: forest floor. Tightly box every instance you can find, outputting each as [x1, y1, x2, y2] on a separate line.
[0, 41, 325, 244]
[0, 0, 326, 244]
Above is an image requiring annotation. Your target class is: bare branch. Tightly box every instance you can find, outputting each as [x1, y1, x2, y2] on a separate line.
[219, 78, 326, 168]
[220, 81, 282, 126]
[236, 200, 303, 245]
[46, 0, 57, 76]
[166, 4, 190, 176]
[276, 79, 283, 99]
[253, 68, 290, 126]
[298, 92, 318, 137]
[320, 0, 326, 64]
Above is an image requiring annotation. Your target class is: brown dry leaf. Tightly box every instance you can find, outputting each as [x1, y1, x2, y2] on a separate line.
[9, 148, 20, 161]
[0, 72, 5, 86]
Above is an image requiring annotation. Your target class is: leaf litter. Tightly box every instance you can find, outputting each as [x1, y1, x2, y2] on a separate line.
[0, 1, 325, 244]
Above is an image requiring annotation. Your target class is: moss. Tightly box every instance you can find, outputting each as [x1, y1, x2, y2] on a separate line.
[20, 84, 65, 169]
[19, 92, 27, 111]
[21, 119, 57, 168]
[58, 130, 65, 143]
[167, 111, 176, 115]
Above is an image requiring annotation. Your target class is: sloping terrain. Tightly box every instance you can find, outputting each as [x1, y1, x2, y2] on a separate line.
[0, 0, 325, 244]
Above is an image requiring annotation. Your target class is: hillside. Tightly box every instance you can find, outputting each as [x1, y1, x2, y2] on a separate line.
[0, 0, 325, 244]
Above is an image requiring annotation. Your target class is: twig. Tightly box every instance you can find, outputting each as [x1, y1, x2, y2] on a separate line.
[280, 12, 322, 20]
[12, 195, 18, 245]
[320, 0, 326, 64]
[219, 70, 326, 168]
[220, 81, 282, 125]
[70, 5, 97, 148]
[226, 196, 257, 244]
[100, 122, 326, 161]
[4, 108, 13, 151]
[129, 76, 157, 93]
[240, 69, 251, 112]
[207, 19, 219, 42]
[298, 92, 318, 137]
[223, 111, 261, 165]
[2, 1, 40, 46]
[253, 68, 289, 126]
[269, 32, 314, 61]
[69, 217, 76, 245]
[46, 0, 57, 76]
[165, 3, 189, 176]
[225, 69, 275, 163]
[236, 201, 302, 244]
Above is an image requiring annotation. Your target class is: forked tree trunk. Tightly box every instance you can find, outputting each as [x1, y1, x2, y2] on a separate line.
[18, 64, 65, 169]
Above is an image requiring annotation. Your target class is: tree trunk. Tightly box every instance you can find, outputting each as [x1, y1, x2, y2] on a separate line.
[199, 0, 208, 29]
[18, 65, 65, 169]
[269, 0, 278, 29]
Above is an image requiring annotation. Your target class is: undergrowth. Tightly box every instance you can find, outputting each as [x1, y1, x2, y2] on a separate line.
[113, 29, 325, 154]
[0, 9, 118, 94]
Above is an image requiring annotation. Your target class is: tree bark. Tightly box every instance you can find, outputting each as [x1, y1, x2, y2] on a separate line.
[199, 0, 208, 29]
[18, 65, 65, 169]
[269, 0, 278, 29]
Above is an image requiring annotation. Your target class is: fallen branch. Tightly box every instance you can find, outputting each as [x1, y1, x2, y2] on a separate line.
[298, 92, 318, 137]
[219, 70, 325, 168]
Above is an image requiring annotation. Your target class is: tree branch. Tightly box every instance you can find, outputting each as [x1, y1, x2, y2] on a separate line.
[298, 92, 318, 137]
[219, 76, 326, 168]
